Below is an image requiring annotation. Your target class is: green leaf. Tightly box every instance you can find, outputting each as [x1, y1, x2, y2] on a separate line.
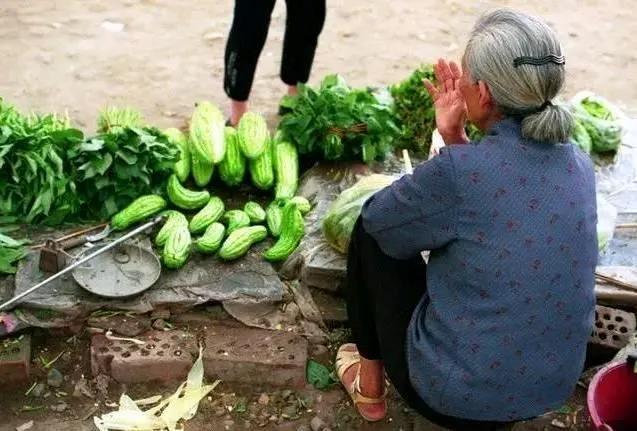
[104, 197, 118, 217]
[556, 405, 574, 415]
[279, 94, 298, 110]
[0, 232, 29, 247]
[94, 153, 113, 175]
[39, 189, 53, 215]
[0, 245, 28, 274]
[0, 216, 18, 225]
[80, 139, 104, 152]
[115, 149, 138, 165]
[0, 225, 20, 234]
[94, 176, 111, 190]
[306, 360, 337, 390]
[47, 147, 64, 175]
[23, 154, 38, 176]
[361, 139, 377, 163]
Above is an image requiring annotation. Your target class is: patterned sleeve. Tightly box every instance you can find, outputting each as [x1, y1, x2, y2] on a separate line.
[361, 148, 459, 259]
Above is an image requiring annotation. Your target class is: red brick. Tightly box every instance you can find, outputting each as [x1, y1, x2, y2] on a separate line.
[203, 322, 308, 388]
[91, 330, 196, 384]
[0, 334, 31, 387]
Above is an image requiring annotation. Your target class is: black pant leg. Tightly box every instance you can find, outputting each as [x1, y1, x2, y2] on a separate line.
[224, 0, 276, 101]
[345, 216, 425, 368]
[281, 0, 326, 86]
[345, 217, 382, 359]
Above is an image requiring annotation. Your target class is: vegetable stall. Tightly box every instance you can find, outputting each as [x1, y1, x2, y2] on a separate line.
[0, 66, 634, 323]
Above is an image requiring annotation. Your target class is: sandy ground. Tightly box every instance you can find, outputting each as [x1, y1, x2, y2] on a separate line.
[1, 0, 636, 133]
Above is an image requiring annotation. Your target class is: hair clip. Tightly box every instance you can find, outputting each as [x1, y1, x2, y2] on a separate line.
[513, 54, 565, 68]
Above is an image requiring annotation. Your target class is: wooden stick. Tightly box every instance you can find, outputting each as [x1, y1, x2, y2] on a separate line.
[30, 223, 108, 250]
[616, 223, 637, 229]
[595, 272, 637, 292]
[403, 149, 413, 174]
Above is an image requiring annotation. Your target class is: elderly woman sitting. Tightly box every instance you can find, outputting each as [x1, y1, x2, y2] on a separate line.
[336, 8, 597, 431]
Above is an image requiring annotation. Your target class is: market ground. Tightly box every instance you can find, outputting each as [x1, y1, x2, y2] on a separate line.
[1, 0, 637, 131]
[0, 310, 595, 431]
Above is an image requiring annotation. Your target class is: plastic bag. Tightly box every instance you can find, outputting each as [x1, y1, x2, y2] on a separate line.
[570, 91, 625, 154]
[595, 118, 637, 207]
[322, 174, 395, 254]
[597, 193, 618, 252]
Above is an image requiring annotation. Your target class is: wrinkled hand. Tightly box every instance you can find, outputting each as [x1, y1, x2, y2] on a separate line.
[423, 59, 468, 145]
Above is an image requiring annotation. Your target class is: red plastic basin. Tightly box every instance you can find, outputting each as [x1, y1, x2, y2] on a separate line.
[587, 361, 637, 431]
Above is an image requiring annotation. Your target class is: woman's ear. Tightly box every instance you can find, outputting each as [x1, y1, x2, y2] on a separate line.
[477, 81, 493, 110]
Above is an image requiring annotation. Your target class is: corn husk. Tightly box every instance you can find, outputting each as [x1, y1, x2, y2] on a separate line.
[93, 348, 219, 431]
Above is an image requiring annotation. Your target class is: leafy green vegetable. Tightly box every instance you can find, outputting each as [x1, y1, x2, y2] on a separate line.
[0, 101, 178, 224]
[306, 359, 337, 390]
[390, 65, 484, 153]
[0, 246, 27, 274]
[570, 119, 592, 154]
[0, 221, 28, 275]
[0, 98, 84, 224]
[390, 65, 437, 154]
[466, 123, 484, 142]
[278, 75, 400, 163]
[571, 94, 622, 154]
[0, 232, 29, 247]
[97, 106, 143, 133]
[69, 123, 179, 220]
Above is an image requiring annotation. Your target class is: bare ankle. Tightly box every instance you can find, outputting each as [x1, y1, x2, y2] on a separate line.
[230, 99, 248, 126]
[359, 358, 385, 396]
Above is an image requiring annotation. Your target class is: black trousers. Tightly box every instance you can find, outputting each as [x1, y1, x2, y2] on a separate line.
[346, 217, 513, 431]
[224, 0, 326, 101]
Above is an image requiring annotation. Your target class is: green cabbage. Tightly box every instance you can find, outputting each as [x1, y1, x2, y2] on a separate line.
[322, 174, 395, 254]
[571, 119, 592, 154]
[572, 94, 622, 154]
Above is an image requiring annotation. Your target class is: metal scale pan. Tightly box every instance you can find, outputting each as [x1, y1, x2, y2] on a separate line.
[72, 243, 161, 298]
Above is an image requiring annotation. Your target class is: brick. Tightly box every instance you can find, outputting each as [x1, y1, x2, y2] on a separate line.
[0, 334, 31, 387]
[150, 309, 170, 321]
[91, 330, 197, 384]
[203, 322, 308, 389]
[591, 305, 636, 349]
[310, 288, 347, 327]
[87, 314, 151, 337]
[301, 263, 345, 293]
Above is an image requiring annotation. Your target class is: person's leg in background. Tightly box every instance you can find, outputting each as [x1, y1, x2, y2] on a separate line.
[224, 0, 276, 125]
[281, 0, 326, 96]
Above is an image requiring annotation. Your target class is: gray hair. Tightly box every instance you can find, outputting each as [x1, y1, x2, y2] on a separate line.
[464, 9, 573, 143]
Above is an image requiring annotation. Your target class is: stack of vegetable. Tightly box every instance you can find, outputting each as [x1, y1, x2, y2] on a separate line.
[0, 98, 84, 224]
[390, 65, 437, 154]
[390, 65, 483, 155]
[278, 75, 400, 163]
[109, 184, 311, 269]
[570, 92, 623, 156]
[181, 103, 298, 199]
[107, 104, 309, 269]
[69, 107, 179, 220]
[0, 101, 181, 224]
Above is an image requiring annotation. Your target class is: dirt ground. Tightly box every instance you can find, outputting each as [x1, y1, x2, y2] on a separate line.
[1, 0, 636, 133]
[0, 316, 594, 431]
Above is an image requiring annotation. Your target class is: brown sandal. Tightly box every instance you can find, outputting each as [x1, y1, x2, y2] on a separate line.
[335, 344, 388, 422]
